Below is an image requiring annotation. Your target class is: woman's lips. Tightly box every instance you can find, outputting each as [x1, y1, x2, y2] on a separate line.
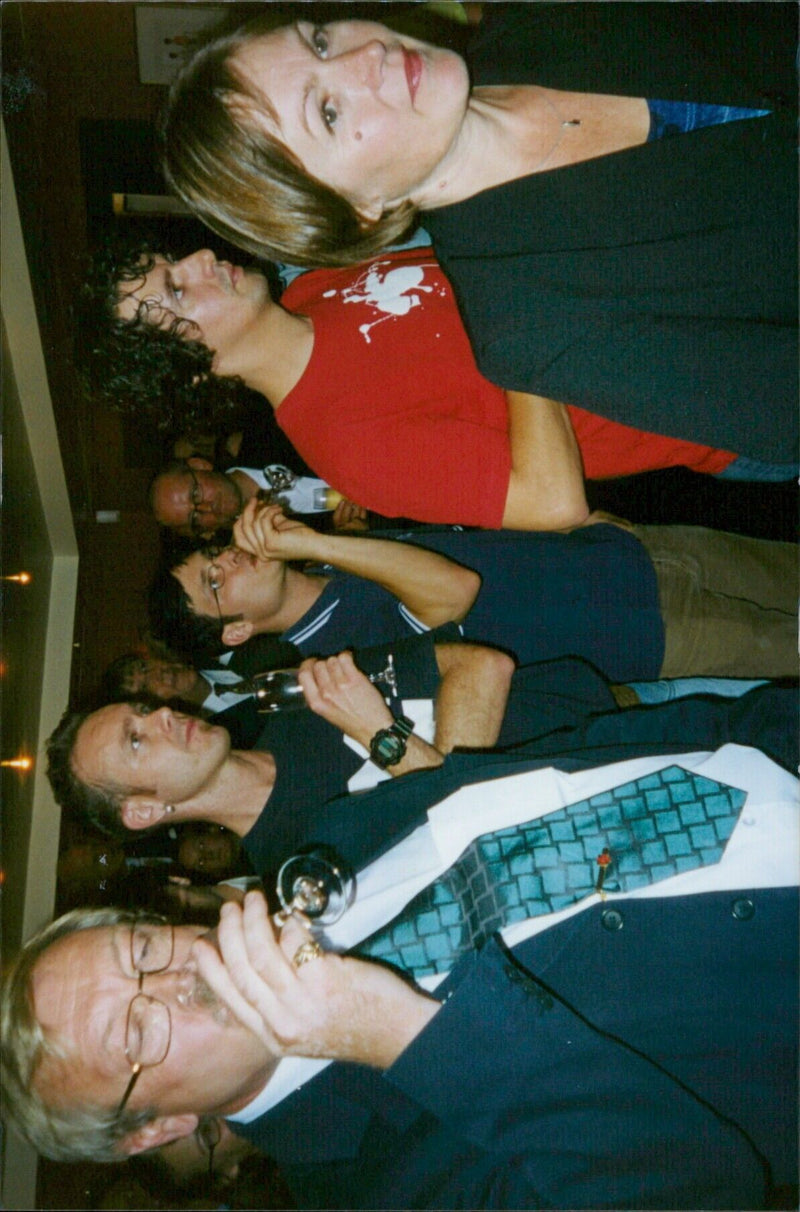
[403, 47, 421, 103]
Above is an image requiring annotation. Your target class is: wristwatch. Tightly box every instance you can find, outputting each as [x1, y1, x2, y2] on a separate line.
[369, 714, 415, 769]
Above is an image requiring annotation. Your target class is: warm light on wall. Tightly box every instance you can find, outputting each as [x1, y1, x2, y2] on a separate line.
[3, 572, 32, 583]
[1, 757, 33, 770]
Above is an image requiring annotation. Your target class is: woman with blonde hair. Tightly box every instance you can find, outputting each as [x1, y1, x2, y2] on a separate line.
[162, 3, 797, 470]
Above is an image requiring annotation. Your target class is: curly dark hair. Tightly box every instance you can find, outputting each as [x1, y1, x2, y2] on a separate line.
[73, 231, 252, 433]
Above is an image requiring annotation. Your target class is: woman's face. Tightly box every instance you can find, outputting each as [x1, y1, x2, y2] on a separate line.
[230, 20, 470, 217]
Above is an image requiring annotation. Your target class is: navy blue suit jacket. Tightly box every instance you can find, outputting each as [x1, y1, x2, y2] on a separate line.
[304, 683, 796, 875]
[238, 887, 797, 1209]
[234, 686, 797, 1207]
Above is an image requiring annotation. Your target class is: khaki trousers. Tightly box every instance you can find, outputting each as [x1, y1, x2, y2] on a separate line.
[630, 525, 798, 679]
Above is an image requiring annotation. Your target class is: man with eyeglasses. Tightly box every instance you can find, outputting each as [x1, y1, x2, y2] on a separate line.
[147, 493, 798, 694]
[4, 703, 797, 1209]
[150, 456, 365, 541]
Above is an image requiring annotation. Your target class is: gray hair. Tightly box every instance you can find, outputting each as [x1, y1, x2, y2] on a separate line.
[1, 907, 157, 1162]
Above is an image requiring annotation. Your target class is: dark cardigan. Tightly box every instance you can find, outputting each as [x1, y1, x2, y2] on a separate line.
[424, 3, 798, 462]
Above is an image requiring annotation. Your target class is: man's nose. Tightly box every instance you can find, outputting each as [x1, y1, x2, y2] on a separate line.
[143, 965, 189, 1007]
[338, 40, 384, 90]
[177, 248, 217, 280]
[149, 704, 175, 734]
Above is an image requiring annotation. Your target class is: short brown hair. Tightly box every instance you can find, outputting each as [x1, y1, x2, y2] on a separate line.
[161, 9, 418, 268]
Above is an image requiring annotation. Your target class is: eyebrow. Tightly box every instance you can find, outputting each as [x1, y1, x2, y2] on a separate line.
[120, 706, 149, 758]
[120, 712, 136, 754]
[99, 928, 132, 1061]
[197, 562, 217, 606]
[290, 24, 314, 139]
[111, 924, 131, 978]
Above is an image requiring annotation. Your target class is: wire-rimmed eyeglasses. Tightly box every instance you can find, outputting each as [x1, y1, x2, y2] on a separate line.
[187, 467, 211, 538]
[116, 920, 175, 1115]
[202, 546, 226, 624]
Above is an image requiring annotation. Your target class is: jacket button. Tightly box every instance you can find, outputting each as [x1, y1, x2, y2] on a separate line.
[601, 908, 624, 932]
[731, 897, 755, 921]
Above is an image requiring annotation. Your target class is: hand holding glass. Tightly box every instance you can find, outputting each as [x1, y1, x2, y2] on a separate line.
[243, 654, 398, 713]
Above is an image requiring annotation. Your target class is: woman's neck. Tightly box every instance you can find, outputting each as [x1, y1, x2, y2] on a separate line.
[414, 86, 648, 208]
[411, 87, 531, 209]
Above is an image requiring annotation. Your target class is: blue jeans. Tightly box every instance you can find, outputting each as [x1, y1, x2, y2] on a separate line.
[625, 677, 768, 704]
[717, 455, 798, 482]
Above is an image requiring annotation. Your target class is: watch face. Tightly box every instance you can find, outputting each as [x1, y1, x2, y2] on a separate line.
[370, 715, 414, 769]
[372, 729, 406, 767]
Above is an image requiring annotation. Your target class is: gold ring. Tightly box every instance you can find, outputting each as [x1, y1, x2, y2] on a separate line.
[292, 940, 323, 968]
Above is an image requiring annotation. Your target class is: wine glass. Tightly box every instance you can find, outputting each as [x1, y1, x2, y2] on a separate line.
[246, 654, 399, 713]
[200, 846, 356, 959]
[275, 845, 356, 927]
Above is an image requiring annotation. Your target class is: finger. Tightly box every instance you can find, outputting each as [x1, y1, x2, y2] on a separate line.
[310, 657, 336, 695]
[336, 651, 358, 678]
[241, 889, 308, 975]
[232, 503, 258, 552]
[235, 497, 260, 533]
[213, 899, 310, 1047]
[297, 661, 324, 710]
[191, 935, 275, 1046]
[267, 505, 290, 529]
[275, 912, 315, 961]
[216, 898, 290, 1000]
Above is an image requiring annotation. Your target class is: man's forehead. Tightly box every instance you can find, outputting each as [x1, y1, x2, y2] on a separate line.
[31, 925, 141, 1109]
[33, 925, 126, 1029]
[175, 554, 205, 601]
[158, 466, 196, 496]
[73, 704, 126, 779]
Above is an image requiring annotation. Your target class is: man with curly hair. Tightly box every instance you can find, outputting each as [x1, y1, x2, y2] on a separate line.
[75, 234, 262, 437]
[76, 233, 796, 540]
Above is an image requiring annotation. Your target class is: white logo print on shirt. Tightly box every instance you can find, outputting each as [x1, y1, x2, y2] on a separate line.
[322, 259, 443, 343]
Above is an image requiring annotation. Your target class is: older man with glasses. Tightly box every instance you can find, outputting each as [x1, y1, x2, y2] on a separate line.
[4, 707, 798, 1208]
[149, 457, 363, 541]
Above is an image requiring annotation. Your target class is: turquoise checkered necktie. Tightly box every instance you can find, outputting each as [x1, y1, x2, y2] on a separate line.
[359, 765, 746, 980]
